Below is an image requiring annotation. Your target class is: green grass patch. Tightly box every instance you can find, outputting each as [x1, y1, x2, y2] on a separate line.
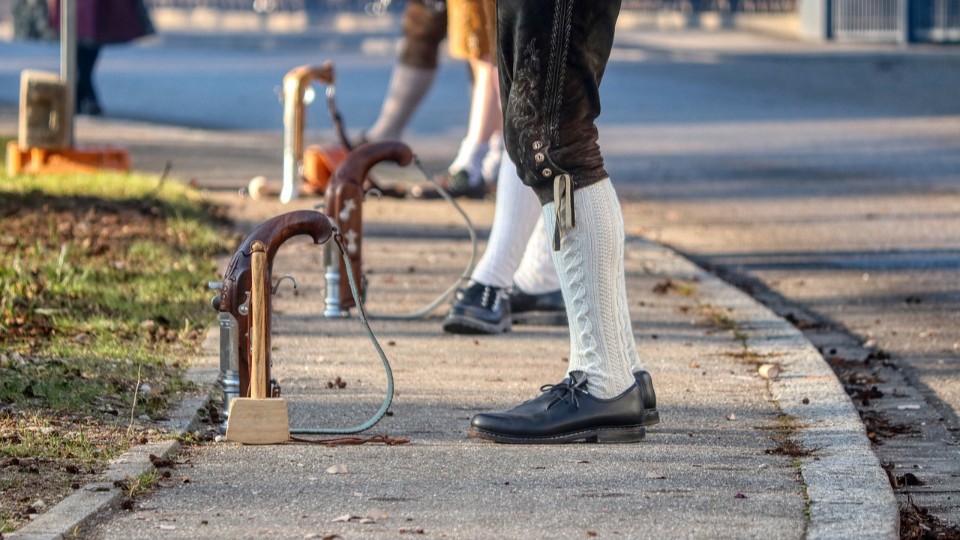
[0, 135, 12, 163]
[652, 277, 700, 297]
[126, 469, 159, 498]
[0, 170, 232, 413]
[699, 303, 749, 348]
[0, 167, 235, 531]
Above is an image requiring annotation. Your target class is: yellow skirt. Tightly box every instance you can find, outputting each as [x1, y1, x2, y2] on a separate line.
[447, 0, 497, 60]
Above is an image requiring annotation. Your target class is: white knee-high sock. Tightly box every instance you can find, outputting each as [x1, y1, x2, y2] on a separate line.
[480, 132, 504, 184]
[470, 155, 541, 288]
[542, 179, 643, 398]
[366, 63, 436, 141]
[447, 139, 489, 184]
[448, 60, 501, 185]
[512, 215, 561, 294]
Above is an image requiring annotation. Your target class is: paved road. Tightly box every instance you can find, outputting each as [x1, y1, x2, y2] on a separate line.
[599, 31, 960, 529]
[3, 25, 960, 532]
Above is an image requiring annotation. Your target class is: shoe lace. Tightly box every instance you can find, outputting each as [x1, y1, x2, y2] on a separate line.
[539, 375, 588, 409]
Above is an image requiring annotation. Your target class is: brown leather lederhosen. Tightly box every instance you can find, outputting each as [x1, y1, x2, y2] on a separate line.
[497, 0, 622, 247]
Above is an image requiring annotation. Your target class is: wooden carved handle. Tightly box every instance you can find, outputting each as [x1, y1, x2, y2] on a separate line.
[324, 140, 414, 216]
[249, 241, 268, 399]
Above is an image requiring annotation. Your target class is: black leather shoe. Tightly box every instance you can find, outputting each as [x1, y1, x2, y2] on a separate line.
[77, 97, 102, 116]
[469, 372, 646, 444]
[442, 282, 511, 334]
[509, 288, 567, 326]
[634, 370, 660, 426]
[410, 170, 490, 200]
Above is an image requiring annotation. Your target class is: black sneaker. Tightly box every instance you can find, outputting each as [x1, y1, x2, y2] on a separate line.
[410, 169, 490, 200]
[634, 370, 660, 426]
[442, 282, 511, 334]
[468, 372, 646, 444]
[509, 288, 567, 326]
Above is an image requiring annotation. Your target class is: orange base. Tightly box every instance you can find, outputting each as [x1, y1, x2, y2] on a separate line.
[303, 144, 347, 192]
[6, 141, 130, 177]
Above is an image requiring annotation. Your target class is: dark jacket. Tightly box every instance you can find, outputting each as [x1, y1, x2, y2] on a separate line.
[49, 0, 154, 45]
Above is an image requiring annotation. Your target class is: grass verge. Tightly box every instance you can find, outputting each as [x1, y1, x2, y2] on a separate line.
[0, 165, 235, 532]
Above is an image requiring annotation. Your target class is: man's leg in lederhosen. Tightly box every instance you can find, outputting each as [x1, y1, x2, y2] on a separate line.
[366, 0, 447, 142]
[469, 0, 659, 444]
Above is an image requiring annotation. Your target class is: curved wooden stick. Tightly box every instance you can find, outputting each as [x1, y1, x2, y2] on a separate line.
[324, 141, 414, 311]
[324, 140, 414, 215]
[282, 62, 337, 203]
[218, 210, 333, 398]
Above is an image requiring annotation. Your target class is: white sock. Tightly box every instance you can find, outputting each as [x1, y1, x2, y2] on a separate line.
[480, 132, 504, 184]
[448, 138, 489, 185]
[512, 215, 561, 294]
[542, 179, 643, 399]
[366, 63, 436, 142]
[470, 155, 541, 288]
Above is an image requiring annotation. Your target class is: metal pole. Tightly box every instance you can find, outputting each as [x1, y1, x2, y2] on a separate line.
[898, 0, 911, 45]
[61, 0, 77, 147]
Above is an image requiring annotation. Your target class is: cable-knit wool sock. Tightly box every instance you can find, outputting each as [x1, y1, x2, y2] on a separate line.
[542, 179, 644, 399]
[511, 215, 561, 295]
[366, 63, 436, 141]
[470, 155, 541, 288]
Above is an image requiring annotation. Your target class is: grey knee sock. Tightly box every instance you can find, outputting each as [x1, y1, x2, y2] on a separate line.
[366, 63, 436, 141]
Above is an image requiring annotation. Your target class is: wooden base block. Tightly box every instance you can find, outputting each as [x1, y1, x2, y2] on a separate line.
[6, 141, 130, 177]
[225, 398, 291, 445]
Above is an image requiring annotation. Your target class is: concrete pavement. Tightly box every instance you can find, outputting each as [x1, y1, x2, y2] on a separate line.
[1, 105, 896, 538]
[8, 23, 958, 538]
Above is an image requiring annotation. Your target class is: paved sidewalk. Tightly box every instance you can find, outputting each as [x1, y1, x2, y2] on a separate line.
[2, 113, 896, 539]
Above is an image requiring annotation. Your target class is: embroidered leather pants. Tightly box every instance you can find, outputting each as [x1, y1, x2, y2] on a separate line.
[497, 0, 621, 205]
[399, 0, 448, 69]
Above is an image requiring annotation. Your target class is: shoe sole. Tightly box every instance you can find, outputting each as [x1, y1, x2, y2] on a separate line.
[468, 425, 645, 444]
[409, 187, 489, 200]
[442, 314, 510, 335]
[511, 310, 568, 326]
[643, 410, 661, 426]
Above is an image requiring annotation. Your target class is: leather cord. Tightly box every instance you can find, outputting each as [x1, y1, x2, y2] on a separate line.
[289, 228, 397, 435]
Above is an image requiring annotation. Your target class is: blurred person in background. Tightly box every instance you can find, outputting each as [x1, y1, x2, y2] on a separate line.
[12, 0, 56, 40]
[364, 0, 501, 199]
[414, 0, 501, 199]
[48, 0, 154, 115]
[363, 0, 447, 143]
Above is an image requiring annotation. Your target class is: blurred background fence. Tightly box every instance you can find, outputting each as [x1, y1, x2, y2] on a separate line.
[139, 0, 797, 14]
[2, 0, 957, 42]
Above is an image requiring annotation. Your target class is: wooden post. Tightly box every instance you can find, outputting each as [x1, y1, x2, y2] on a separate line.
[225, 240, 290, 444]
[249, 241, 268, 399]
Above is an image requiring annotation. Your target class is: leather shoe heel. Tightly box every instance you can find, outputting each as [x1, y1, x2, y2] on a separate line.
[509, 288, 567, 326]
[596, 426, 646, 444]
[634, 370, 660, 426]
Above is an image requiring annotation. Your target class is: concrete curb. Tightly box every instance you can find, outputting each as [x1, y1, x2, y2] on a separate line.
[633, 238, 899, 539]
[4, 335, 218, 540]
[5, 441, 182, 540]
